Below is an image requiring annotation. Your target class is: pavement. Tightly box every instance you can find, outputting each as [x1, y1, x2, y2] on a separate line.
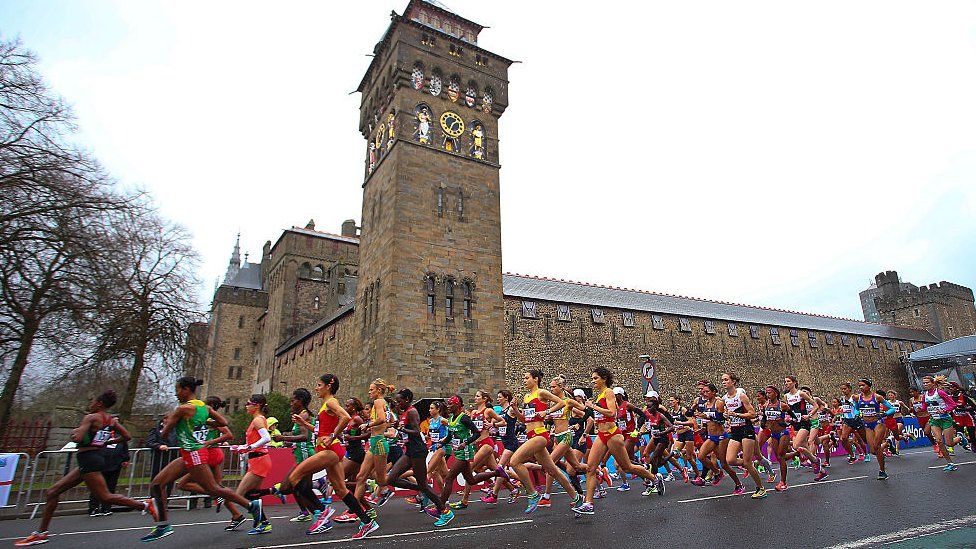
[3, 448, 976, 548]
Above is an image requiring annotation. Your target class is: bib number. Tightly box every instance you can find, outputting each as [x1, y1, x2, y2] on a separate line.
[523, 407, 537, 421]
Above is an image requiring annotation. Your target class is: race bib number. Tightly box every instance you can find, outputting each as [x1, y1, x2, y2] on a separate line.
[92, 428, 112, 446]
[193, 426, 209, 444]
[523, 407, 537, 421]
[616, 419, 627, 430]
[452, 438, 462, 450]
[517, 433, 527, 444]
[841, 404, 853, 414]
[765, 409, 781, 420]
[473, 418, 484, 431]
[728, 415, 745, 427]
[498, 425, 507, 437]
[593, 410, 605, 421]
[430, 431, 441, 443]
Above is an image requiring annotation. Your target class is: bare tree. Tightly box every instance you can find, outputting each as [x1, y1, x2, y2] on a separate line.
[91, 210, 202, 420]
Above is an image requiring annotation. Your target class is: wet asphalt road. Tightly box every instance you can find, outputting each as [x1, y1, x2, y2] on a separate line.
[3, 448, 975, 549]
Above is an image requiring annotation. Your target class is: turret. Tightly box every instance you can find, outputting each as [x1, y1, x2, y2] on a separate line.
[875, 271, 900, 299]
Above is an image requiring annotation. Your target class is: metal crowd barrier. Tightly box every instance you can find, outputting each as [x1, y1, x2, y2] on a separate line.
[0, 447, 245, 520]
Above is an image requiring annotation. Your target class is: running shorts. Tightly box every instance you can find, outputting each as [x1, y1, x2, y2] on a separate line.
[770, 430, 790, 441]
[842, 418, 865, 430]
[208, 447, 225, 466]
[553, 431, 573, 446]
[245, 453, 271, 477]
[652, 436, 669, 447]
[730, 425, 756, 442]
[930, 417, 955, 430]
[953, 412, 975, 428]
[368, 435, 389, 455]
[706, 432, 728, 444]
[527, 427, 550, 444]
[504, 438, 519, 453]
[677, 430, 695, 443]
[315, 439, 346, 460]
[791, 419, 812, 432]
[917, 416, 929, 429]
[597, 426, 621, 445]
[863, 420, 879, 430]
[180, 448, 213, 468]
[346, 443, 365, 463]
[810, 418, 821, 430]
[386, 443, 403, 464]
[476, 437, 496, 452]
[76, 450, 106, 474]
[883, 417, 898, 431]
[404, 440, 427, 459]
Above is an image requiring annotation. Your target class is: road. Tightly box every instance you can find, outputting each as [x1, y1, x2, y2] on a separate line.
[3, 448, 975, 548]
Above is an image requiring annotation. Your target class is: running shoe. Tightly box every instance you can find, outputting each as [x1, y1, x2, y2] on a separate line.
[572, 502, 595, 515]
[351, 519, 379, 540]
[307, 506, 335, 531]
[143, 499, 159, 522]
[306, 518, 333, 535]
[433, 510, 455, 528]
[14, 532, 49, 546]
[864, 454, 871, 462]
[944, 463, 958, 472]
[507, 488, 520, 504]
[790, 457, 801, 469]
[751, 487, 768, 499]
[642, 485, 656, 496]
[271, 483, 288, 505]
[710, 471, 725, 486]
[570, 494, 583, 508]
[681, 468, 690, 483]
[480, 494, 498, 505]
[215, 497, 224, 513]
[524, 492, 542, 514]
[774, 481, 787, 492]
[616, 482, 631, 492]
[656, 473, 666, 496]
[364, 494, 379, 505]
[664, 473, 675, 482]
[690, 476, 706, 487]
[596, 487, 607, 499]
[224, 515, 247, 531]
[290, 511, 312, 522]
[247, 521, 272, 535]
[847, 455, 856, 465]
[405, 496, 420, 506]
[877, 471, 888, 481]
[140, 524, 174, 543]
[732, 485, 745, 496]
[609, 471, 620, 480]
[376, 490, 395, 507]
[814, 470, 829, 482]
[366, 479, 378, 492]
[334, 510, 358, 523]
[537, 496, 551, 507]
[448, 501, 467, 509]
[248, 499, 263, 528]
[601, 469, 613, 487]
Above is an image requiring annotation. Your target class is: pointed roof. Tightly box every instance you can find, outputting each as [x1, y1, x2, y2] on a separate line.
[223, 233, 242, 284]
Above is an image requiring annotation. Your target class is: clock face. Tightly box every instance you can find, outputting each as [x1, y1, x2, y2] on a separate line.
[439, 111, 464, 138]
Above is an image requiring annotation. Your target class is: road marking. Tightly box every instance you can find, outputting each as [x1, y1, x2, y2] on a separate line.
[250, 519, 533, 548]
[677, 476, 867, 503]
[928, 460, 976, 469]
[0, 516, 290, 541]
[825, 514, 976, 548]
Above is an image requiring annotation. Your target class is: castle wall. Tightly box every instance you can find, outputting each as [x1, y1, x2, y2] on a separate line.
[272, 311, 359, 401]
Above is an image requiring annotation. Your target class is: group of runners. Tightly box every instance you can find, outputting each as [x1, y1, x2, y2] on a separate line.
[14, 368, 976, 546]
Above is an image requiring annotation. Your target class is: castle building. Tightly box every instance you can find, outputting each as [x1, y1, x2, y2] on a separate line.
[859, 275, 916, 323]
[873, 271, 976, 343]
[192, 1, 975, 410]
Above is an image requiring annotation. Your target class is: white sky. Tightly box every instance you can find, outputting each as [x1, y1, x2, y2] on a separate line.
[3, 0, 975, 320]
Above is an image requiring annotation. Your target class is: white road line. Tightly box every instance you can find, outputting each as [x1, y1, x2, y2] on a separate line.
[825, 513, 976, 548]
[0, 516, 290, 541]
[678, 476, 867, 503]
[251, 519, 533, 548]
[928, 460, 976, 469]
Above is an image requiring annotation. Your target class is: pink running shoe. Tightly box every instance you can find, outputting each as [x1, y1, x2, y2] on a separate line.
[775, 481, 788, 491]
[732, 485, 746, 496]
[480, 494, 497, 505]
[691, 477, 705, 486]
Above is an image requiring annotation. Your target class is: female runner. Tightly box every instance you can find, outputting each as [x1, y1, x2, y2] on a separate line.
[762, 385, 794, 491]
[782, 377, 823, 476]
[908, 387, 939, 456]
[723, 373, 781, 498]
[613, 387, 642, 492]
[270, 389, 317, 522]
[753, 390, 776, 481]
[854, 378, 897, 480]
[285, 374, 377, 539]
[690, 382, 743, 493]
[457, 390, 508, 507]
[229, 394, 274, 534]
[484, 390, 521, 505]
[141, 378, 261, 542]
[508, 369, 583, 513]
[949, 382, 976, 450]
[540, 375, 586, 506]
[16, 390, 157, 547]
[639, 392, 672, 496]
[801, 386, 829, 466]
[573, 367, 656, 515]
[353, 379, 395, 508]
[922, 375, 960, 471]
[427, 400, 451, 494]
[838, 382, 867, 464]
[386, 389, 451, 526]
[176, 396, 234, 514]
[669, 395, 699, 482]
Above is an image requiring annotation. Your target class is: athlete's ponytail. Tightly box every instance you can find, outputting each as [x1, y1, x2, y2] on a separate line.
[319, 373, 340, 395]
[593, 367, 613, 387]
[372, 378, 394, 396]
[205, 396, 225, 410]
[476, 390, 493, 404]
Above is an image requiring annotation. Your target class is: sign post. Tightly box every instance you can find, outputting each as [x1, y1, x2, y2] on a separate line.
[640, 355, 658, 395]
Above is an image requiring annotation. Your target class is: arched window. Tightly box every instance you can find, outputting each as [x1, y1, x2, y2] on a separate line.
[425, 274, 436, 316]
[313, 295, 320, 310]
[444, 278, 455, 317]
[312, 265, 324, 279]
[462, 281, 473, 319]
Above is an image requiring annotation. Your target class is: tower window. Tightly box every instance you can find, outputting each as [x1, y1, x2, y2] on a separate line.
[809, 332, 819, 348]
[591, 309, 606, 324]
[727, 322, 738, 337]
[622, 311, 636, 328]
[556, 304, 572, 322]
[233, 347, 241, 360]
[313, 296, 320, 310]
[456, 188, 464, 220]
[227, 366, 234, 379]
[238, 316, 245, 329]
[426, 275, 436, 316]
[749, 325, 760, 339]
[652, 315, 665, 330]
[521, 301, 538, 319]
[913, 308, 920, 317]
[703, 320, 715, 334]
[770, 327, 781, 345]
[437, 187, 444, 217]
[462, 281, 472, 319]
[825, 333, 835, 345]
[235, 366, 242, 380]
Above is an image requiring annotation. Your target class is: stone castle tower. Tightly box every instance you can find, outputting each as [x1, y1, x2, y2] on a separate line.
[874, 270, 976, 342]
[353, 0, 513, 395]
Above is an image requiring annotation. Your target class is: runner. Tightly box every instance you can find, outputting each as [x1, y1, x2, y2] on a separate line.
[922, 375, 961, 471]
[433, 395, 507, 514]
[484, 390, 522, 505]
[908, 387, 939, 456]
[639, 391, 673, 496]
[722, 373, 780, 498]
[140, 378, 261, 542]
[508, 369, 583, 513]
[386, 388, 452, 527]
[457, 390, 507, 508]
[855, 378, 897, 480]
[231, 394, 274, 534]
[270, 389, 317, 523]
[690, 382, 743, 493]
[540, 375, 586, 506]
[782, 377, 824, 477]
[882, 390, 909, 456]
[801, 386, 830, 466]
[838, 382, 866, 465]
[282, 373, 378, 539]
[573, 367, 656, 515]
[175, 396, 234, 514]
[613, 387, 642, 492]
[669, 395, 699, 483]
[948, 382, 976, 451]
[427, 400, 451, 496]
[762, 385, 794, 491]
[353, 379, 395, 510]
[15, 390, 156, 547]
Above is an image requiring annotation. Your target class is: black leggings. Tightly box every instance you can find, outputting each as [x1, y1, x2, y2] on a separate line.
[387, 453, 444, 513]
[247, 473, 322, 514]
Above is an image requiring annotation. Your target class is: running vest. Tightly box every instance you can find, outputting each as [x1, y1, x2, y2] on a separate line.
[912, 398, 929, 417]
[175, 400, 209, 451]
[398, 405, 424, 448]
[764, 402, 788, 427]
[722, 392, 749, 427]
[499, 407, 517, 440]
[701, 398, 725, 425]
[448, 413, 473, 452]
[840, 397, 860, 419]
[245, 418, 269, 455]
[593, 389, 614, 425]
[428, 416, 448, 445]
[924, 389, 952, 419]
[857, 393, 881, 421]
[293, 412, 315, 462]
[317, 398, 341, 445]
[79, 412, 113, 448]
[785, 391, 805, 418]
[644, 409, 665, 437]
[522, 390, 547, 423]
[471, 407, 488, 433]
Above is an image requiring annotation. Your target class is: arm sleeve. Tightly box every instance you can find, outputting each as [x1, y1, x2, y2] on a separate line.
[248, 428, 272, 450]
[460, 416, 480, 445]
[880, 399, 897, 417]
[939, 390, 958, 412]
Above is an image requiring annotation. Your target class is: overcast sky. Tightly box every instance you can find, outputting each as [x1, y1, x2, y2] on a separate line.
[3, 0, 974, 321]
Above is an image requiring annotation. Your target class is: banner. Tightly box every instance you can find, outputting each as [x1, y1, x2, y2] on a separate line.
[0, 453, 20, 508]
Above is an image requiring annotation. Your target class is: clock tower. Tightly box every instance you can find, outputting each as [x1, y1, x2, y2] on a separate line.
[354, 0, 513, 398]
